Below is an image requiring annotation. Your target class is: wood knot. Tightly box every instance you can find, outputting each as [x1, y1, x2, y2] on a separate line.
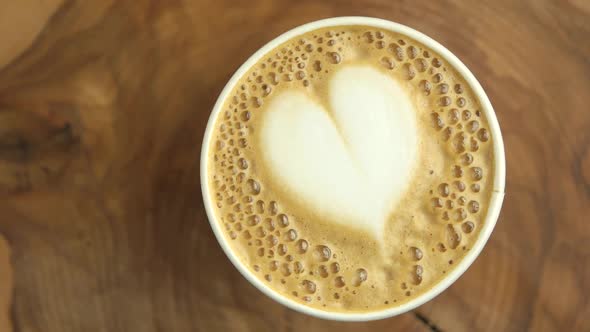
[0, 108, 81, 194]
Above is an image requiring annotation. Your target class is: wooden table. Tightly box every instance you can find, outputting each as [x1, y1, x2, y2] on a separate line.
[0, 1, 589, 331]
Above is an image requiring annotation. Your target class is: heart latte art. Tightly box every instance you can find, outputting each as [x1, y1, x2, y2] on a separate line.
[206, 25, 495, 312]
[261, 66, 418, 238]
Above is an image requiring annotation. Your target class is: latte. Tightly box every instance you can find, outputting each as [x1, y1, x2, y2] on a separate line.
[205, 25, 495, 312]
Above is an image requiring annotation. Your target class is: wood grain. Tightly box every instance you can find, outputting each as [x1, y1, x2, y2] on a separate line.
[0, 0, 589, 331]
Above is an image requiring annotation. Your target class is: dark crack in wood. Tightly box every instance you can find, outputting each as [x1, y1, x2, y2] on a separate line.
[414, 311, 443, 332]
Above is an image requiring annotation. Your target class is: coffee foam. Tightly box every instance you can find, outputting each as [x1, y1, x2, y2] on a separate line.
[259, 66, 418, 237]
[207, 26, 495, 312]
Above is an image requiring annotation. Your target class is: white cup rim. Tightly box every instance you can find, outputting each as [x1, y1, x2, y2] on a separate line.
[200, 16, 506, 321]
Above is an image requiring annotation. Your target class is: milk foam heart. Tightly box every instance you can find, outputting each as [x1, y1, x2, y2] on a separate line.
[260, 65, 418, 238]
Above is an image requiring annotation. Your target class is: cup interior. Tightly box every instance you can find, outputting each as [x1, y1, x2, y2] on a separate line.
[200, 16, 506, 321]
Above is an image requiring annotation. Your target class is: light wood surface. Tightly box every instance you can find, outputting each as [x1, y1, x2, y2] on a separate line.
[0, 1, 589, 331]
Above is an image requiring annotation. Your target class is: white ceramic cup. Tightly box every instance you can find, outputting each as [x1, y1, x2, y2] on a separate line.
[201, 16, 506, 321]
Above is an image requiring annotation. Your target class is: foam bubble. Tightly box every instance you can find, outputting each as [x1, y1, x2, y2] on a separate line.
[471, 167, 483, 181]
[256, 200, 265, 213]
[438, 183, 450, 197]
[462, 221, 475, 234]
[462, 153, 474, 165]
[468, 201, 480, 213]
[432, 113, 444, 129]
[467, 120, 479, 133]
[318, 265, 329, 278]
[431, 73, 441, 83]
[454, 181, 466, 192]
[415, 58, 428, 72]
[277, 244, 288, 256]
[255, 226, 266, 238]
[246, 179, 260, 195]
[263, 218, 275, 231]
[410, 247, 423, 261]
[249, 215, 261, 226]
[237, 158, 248, 170]
[363, 32, 374, 43]
[457, 97, 466, 107]
[313, 60, 322, 72]
[327, 52, 342, 64]
[285, 229, 298, 242]
[294, 261, 304, 274]
[453, 165, 464, 178]
[277, 214, 289, 227]
[453, 208, 467, 221]
[402, 63, 416, 80]
[354, 268, 368, 286]
[412, 265, 423, 285]
[330, 262, 340, 273]
[446, 200, 454, 209]
[261, 84, 272, 96]
[281, 263, 292, 276]
[267, 235, 278, 247]
[270, 260, 279, 271]
[458, 196, 467, 205]
[314, 245, 331, 262]
[302, 280, 317, 294]
[443, 126, 453, 141]
[419, 79, 431, 95]
[478, 128, 490, 142]
[296, 239, 309, 254]
[268, 201, 278, 215]
[389, 43, 404, 61]
[432, 197, 443, 208]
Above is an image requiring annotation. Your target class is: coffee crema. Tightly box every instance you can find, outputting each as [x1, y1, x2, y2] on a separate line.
[206, 25, 495, 312]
